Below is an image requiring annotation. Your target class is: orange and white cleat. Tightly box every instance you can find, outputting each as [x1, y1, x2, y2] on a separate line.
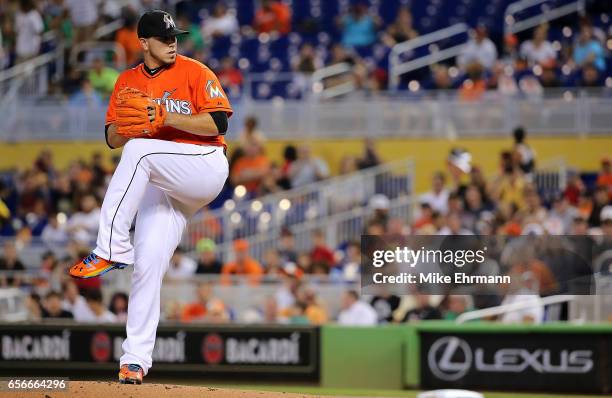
[69, 253, 128, 279]
[118, 364, 144, 384]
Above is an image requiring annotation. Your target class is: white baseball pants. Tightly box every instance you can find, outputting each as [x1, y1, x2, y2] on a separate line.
[92, 138, 228, 375]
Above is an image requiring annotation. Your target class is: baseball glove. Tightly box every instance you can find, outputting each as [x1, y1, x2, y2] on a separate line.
[115, 87, 167, 138]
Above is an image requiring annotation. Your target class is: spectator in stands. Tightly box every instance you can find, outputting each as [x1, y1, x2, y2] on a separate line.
[337, 1, 380, 49]
[221, 239, 264, 284]
[547, 194, 578, 234]
[26, 293, 42, 321]
[230, 140, 270, 194]
[458, 26, 498, 71]
[61, 280, 92, 319]
[166, 247, 197, 280]
[66, 194, 100, 245]
[76, 288, 117, 323]
[42, 291, 73, 319]
[108, 292, 128, 323]
[491, 151, 527, 211]
[288, 144, 329, 188]
[427, 64, 455, 90]
[520, 24, 556, 67]
[41, 213, 68, 248]
[329, 241, 359, 282]
[369, 291, 400, 323]
[588, 186, 610, 227]
[572, 23, 605, 71]
[69, 79, 103, 107]
[420, 172, 449, 215]
[0, 27, 6, 69]
[65, 0, 98, 45]
[513, 126, 536, 176]
[499, 273, 544, 324]
[356, 138, 381, 170]
[458, 62, 487, 101]
[600, 206, 612, 236]
[217, 57, 243, 95]
[382, 6, 418, 47]
[439, 295, 471, 321]
[176, 13, 204, 57]
[401, 292, 442, 322]
[539, 64, 561, 88]
[337, 290, 378, 326]
[298, 287, 328, 325]
[368, 194, 390, 227]
[564, 170, 586, 206]
[195, 238, 222, 274]
[310, 229, 335, 269]
[277, 145, 297, 190]
[262, 248, 283, 274]
[15, 0, 44, 63]
[181, 282, 212, 322]
[115, 12, 142, 66]
[205, 298, 231, 323]
[88, 58, 119, 98]
[597, 157, 612, 200]
[293, 43, 321, 75]
[202, 2, 239, 40]
[237, 116, 266, 150]
[261, 295, 281, 323]
[254, 0, 291, 36]
[278, 227, 298, 264]
[462, 184, 491, 231]
[0, 241, 25, 287]
[577, 63, 603, 87]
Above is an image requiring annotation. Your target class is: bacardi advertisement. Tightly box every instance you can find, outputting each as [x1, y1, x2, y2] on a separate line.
[0, 324, 319, 380]
[421, 332, 611, 393]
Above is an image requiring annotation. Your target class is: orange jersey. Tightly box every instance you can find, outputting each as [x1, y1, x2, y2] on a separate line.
[106, 54, 232, 148]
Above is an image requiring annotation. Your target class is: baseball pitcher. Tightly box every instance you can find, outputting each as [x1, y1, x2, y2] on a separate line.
[69, 10, 231, 384]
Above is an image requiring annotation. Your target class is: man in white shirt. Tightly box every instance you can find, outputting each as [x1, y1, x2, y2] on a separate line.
[458, 26, 498, 71]
[519, 24, 556, 66]
[64, 0, 99, 44]
[288, 144, 330, 188]
[66, 194, 101, 245]
[15, 1, 44, 62]
[76, 288, 118, 323]
[62, 280, 95, 320]
[419, 171, 449, 215]
[202, 3, 239, 40]
[337, 290, 378, 326]
[165, 247, 197, 280]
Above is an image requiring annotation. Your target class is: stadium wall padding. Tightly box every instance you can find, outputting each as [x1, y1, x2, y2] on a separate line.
[321, 322, 612, 391]
[1, 136, 610, 192]
[320, 324, 411, 389]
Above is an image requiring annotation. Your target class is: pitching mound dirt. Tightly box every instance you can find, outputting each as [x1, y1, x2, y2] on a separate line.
[12, 381, 331, 398]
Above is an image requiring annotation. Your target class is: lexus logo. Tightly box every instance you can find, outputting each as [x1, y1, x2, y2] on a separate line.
[428, 337, 472, 381]
[427, 336, 594, 382]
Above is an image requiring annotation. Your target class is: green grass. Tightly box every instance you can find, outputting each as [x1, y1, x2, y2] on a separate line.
[206, 383, 607, 398]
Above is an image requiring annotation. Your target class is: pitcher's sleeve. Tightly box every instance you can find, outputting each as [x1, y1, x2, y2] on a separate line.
[193, 67, 233, 117]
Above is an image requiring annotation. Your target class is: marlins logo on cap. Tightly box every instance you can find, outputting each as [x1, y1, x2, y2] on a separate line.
[137, 10, 188, 38]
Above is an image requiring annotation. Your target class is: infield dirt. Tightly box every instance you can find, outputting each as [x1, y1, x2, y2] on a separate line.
[11, 381, 332, 398]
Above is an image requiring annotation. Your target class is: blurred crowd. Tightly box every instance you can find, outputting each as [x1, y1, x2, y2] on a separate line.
[1, 123, 610, 325]
[0, 0, 610, 101]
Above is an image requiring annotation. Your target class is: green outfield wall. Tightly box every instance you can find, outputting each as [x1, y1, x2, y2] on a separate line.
[320, 322, 612, 393]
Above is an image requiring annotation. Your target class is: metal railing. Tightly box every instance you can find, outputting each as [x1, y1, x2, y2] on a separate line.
[206, 194, 415, 264]
[311, 62, 357, 100]
[456, 294, 576, 323]
[504, 0, 586, 36]
[389, 23, 469, 91]
[5, 89, 610, 141]
[183, 158, 415, 259]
